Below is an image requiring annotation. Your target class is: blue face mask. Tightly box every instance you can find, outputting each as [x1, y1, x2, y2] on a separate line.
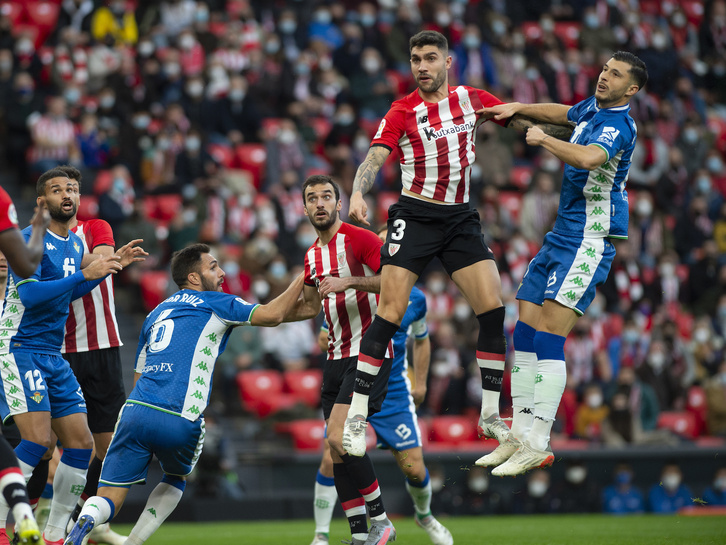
[615, 471, 631, 485]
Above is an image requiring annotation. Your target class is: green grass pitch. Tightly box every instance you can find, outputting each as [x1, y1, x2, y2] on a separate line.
[112, 513, 726, 544]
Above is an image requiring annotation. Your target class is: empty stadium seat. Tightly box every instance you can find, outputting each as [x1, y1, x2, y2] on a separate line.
[308, 117, 332, 143]
[375, 191, 400, 223]
[686, 386, 707, 437]
[285, 419, 325, 451]
[207, 142, 234, 168]
[25, 2, 60, 36]
[235, 370, 298, 418]
[657, 411, 698, 440]
[509, 165, 533, 190]
[154, 194, 183, 223]
[554, 21, 581, 49]
[234, 143, 267, 188]
[429, 415, 477, 445]
[283, 369, 323, 409]
[139, 270, 169, 312]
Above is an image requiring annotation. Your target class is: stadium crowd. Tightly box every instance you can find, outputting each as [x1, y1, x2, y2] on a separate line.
[1, 0, 726, 466]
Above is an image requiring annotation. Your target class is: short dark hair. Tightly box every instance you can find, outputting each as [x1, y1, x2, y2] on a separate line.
[409, 30, 448, 54]
[36, 168, 72, 197]
[301, 175, 340, 204]
[170, 243, 210, 288]
[612, 51, 648, 90]
[56, 165, 82, 184]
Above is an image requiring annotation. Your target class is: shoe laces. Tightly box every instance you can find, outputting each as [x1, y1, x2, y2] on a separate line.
[347, 416, 368, 435]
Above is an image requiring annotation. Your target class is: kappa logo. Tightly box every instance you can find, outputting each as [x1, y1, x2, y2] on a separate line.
[45, 242, 56, 251]
[388, 243, 400, 256]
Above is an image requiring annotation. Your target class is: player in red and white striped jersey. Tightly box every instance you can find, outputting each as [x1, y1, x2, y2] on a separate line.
[57, 166, 146, 545]
[343, 31, 573, 461]
[287, 175, 395, 545]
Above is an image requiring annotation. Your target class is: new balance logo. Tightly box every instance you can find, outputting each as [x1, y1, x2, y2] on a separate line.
[418, 115, 428, 124]
[45, 242, 56, 251]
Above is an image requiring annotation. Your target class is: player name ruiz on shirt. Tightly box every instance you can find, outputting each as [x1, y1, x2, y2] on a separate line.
[422, 120, 475, 141]
[163, 293, 205, 307]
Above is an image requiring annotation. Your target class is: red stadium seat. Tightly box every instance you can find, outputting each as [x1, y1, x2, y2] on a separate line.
[207, 143, 234, 168]
[686, 386, 707, 437]
[429, 416, 477, 445]
[139, 270, 169, 312]
[521, 22, 542, 43]
[25, 2, 60, 33]
[499, 190, 523, 222]
[235, 370, 298, 418]
[308, 117, 332, 143]
[359, 118, 381, 139]
[509, 165, 533, 190]
[76, 195, 98, 221]
[375, 191, 400, 223]
[283, 369, 323, 409]
[285, 419, 326, 451]
[154, 194, 183, 223]
[0, 2, 24, 26]
[554, 22, 581, 49]
[657, 411, 698, 440]
[234, 143, 267, 189]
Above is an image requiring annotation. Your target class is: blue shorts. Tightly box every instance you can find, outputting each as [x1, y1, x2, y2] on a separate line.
[0, 350, 86, 424]
[99, 402, 205, 487]
[369, 394, 422, 452]
[516, 232, 615, 315]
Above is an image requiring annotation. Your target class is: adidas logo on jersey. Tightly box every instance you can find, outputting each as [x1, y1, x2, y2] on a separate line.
[45, 242, 56, 250]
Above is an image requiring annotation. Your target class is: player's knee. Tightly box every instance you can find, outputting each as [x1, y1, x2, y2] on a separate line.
[327, 433, 346, 458]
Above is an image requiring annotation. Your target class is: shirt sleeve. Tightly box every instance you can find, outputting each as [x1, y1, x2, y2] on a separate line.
[409, 288, 429, 339]
[0, 187, 18, 233]
[474, 88, 508, 128]
[370, 104, 407, 150]
[303, 254, 316, 287]
[208, 292, 259, 325]
[86, 219, 115, 250]
[588, 117, 633, 162]
[350, 227, 383, 272]
[567, 97, 590, 125]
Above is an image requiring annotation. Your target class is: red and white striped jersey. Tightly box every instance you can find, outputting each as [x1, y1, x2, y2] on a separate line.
[29, 115, 75, 163]
[303, 223, 390, 360]
[371, 85, 506, 204]
[62, 219, 122, 353]
[0, 187, 18, 233]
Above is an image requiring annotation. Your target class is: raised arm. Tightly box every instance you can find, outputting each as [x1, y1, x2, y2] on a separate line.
[281, 281, 323, 323]
[80, 239, 148, 268]
[525, 125, 608, 171]
[479, 102, 574, 141]
[349, 146, 391, 226]
[0, 207, 49, 278]
[251, 273, 306, 326]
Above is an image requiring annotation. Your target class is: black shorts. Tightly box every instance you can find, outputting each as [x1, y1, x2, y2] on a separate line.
[64, 347, 126, 434]
[381, 196, 495, 277]
[321, 356, 392, 421]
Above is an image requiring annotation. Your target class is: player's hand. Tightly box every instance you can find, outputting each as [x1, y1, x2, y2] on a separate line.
[115, 239, 149, 268]
[348, 192, 369, 226]
[477, 102, 521, 121]
[525, 125, 548, 146]
[81, 254, 122, 280]
[412, 385, 427, 407]
[29, 206, 50, 232]
[318, 276, 348, 299]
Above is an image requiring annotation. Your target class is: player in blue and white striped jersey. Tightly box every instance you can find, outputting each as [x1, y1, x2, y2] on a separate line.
[65, 243, 304, 545]
[476, 51, 648, 476]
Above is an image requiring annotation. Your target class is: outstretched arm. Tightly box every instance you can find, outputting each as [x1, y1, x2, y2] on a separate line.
[411, 335, 431, 407]
[317, 275, 380, 298]
[282, 282, 323, 323]
[507, 114, 574, 141]
[251, 273, 306, 326]
[349, 146, 391, 226]
[526, 125, 607, 171]
[0, 207, 50, 278]
[479, 102, 573, 140]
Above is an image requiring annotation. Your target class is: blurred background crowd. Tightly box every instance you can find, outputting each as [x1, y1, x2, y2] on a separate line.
[1, 0, 726, 497]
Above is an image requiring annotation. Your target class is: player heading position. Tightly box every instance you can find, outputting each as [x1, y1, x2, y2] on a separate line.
[0, 187, 49, 544]
[64, 244, 304, 545]
[310, 225, 452, 545]
[0, 169, 124, 545]
[289, 175, 395, 545]
[343, 30, 571, 457]
[476, 51, 648, 476]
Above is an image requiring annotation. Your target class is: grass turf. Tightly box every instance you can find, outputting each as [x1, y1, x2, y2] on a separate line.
[111, 513, 726, 544]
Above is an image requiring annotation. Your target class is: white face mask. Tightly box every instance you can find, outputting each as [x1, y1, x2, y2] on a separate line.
[586, 393, 603, 409]
[648, 352, 666, 370]
[428, 279, 445, 294]
[528, 480, 548, 498]
[430, 477, 445, 493]
[714, 477, 726, 491]
[694, 328, 710, 344]
[566, 466, 587, 484]
[469, 477, 488, 493]
[252, 279, 270, 299]
[454, 303, 470, 321]
[662, 474, 681, 491]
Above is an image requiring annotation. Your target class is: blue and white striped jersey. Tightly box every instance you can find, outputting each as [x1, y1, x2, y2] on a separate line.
[554, 96, 638, 240]
[130, 290, 258, 421]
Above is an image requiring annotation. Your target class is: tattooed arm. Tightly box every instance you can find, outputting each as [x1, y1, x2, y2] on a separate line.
[349, 145, 391, 226]
[507, 114, 574, 141]
[478, 102, 574, 140]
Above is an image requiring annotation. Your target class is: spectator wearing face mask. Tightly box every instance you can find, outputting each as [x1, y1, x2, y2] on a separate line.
[98, 164, 135, 234]
[174, 129, 214, 188]
[602, 463, 645, 515]
[552, 460, 601, 513]
[453, 24, 498, 89]
[648, 464, 692, 514]
[460, 465, 506, 515]
[676, 118, 711, 177]
[629, 121, 670, 190]
[512, 470, 557, 515]
[703, 467, 726, 506]
[349, 48, 395, 121]
[705, 361, 726, 436]
[574, 383, 609, 442]
[636, 338, 685, 412]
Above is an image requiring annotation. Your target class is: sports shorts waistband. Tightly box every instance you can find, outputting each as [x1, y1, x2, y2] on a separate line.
[399, 195, 471, 212]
